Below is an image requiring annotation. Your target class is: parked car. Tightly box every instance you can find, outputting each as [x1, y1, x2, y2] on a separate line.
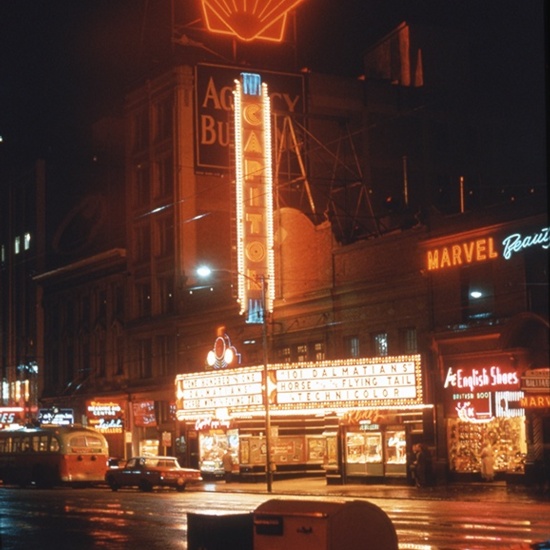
[105, 456, 202, 492]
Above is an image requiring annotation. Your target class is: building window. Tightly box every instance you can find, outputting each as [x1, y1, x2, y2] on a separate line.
[137, 339, 153, 379]
[1, 244, 5, 264]
[14, 236, 21, 254]
[155, 154, 173, 198]
[313, 342, 325, 361]
[158, 276, 174, 314]
[154, 96, 173, 142]
[97, 290, 107, 326]
[276, 347, 291, 363]
[346, 336, 360, 358]
[24, 232, 31, 250]
[116, 335, 125, 376]
[156, 335, 174, 376]
[155, 215, 174, 257]
[296, 344, 308, 362]
[98, 338, 106, 378]
[135, 224, 151, 263]
[460, 265, 494, 322]
[373, 332, 388, 356]
[134, 163, 150, 208]
[399, 327, 417, 353]
[133, 109, 149, 152]
[136, 282, 151, 317]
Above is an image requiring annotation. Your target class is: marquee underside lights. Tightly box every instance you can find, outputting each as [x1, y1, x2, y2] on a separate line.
[234, 73, 275, 323]
[174, 355, 424, 420]
[200, 0, 305, 42]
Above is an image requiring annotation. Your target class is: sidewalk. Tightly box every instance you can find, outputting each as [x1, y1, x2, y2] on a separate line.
[199, 476, 550, 504]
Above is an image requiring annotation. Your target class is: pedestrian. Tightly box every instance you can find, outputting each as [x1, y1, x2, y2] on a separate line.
[222, 448, 234, 483]
[414, 443, 431, 488]
[480, 442, 495, 481]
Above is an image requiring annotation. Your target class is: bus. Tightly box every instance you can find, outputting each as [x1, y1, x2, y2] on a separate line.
[0, 425, 109, 488]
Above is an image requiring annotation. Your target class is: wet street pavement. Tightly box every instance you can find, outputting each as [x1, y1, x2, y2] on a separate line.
[200, 475, 550, 505]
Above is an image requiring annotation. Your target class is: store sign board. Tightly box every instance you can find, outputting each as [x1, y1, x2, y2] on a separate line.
[38, 408, 74, 426]
[133, 401, 157, 427]
[86, 400, 124, 433]
[519, 394, 550, 408]
[443, 356, 522, 421]
[426, 225, 549, 271]
[521, 368, 550, 393]
[195, 64, 303, 174]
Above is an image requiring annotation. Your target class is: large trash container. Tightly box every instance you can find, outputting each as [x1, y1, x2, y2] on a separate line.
[187, 512, 253, 550]
[254, 499, 398, 550]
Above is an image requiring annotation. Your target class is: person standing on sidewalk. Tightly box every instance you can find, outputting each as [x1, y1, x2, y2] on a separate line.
[480, 441, 495, 481]
[222, 449, 234, 483]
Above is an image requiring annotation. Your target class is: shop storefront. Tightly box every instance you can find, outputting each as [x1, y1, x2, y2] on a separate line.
[442, 352, 528, 481]
[175, 354, 432, 483]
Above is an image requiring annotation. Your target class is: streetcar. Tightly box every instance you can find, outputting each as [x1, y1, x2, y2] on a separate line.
[0, 425, 109, 488]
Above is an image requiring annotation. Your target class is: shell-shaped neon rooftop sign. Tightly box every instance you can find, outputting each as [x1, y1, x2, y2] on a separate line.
[200, 0, 305, 43]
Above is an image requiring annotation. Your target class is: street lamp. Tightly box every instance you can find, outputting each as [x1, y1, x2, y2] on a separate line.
[196, 265, 273, 492]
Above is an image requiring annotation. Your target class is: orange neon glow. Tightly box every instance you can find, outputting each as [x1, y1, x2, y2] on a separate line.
[426, 236, 499, 271]
[200, 0, 305, 43]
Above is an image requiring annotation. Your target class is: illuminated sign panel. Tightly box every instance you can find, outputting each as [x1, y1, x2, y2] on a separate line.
[175, 367, 265, 418]
[442, 355, 523, 421]
[200, 0, 305, 42]
[276, 357, 422, 409]
[425, 225, 549, 271]
[175, 355, 424, 419]
[195, 64, 303, 174]
[234, 73, 275, 322]
[86, 400, 124, 433]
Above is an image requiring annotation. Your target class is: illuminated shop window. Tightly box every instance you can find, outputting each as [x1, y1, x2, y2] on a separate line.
[460, 265, 494, 322]
[24, 232, 31, 250]
[14, 235, 21, 254]
[399, 327, 417, 353]
[372, 332, 388, 356]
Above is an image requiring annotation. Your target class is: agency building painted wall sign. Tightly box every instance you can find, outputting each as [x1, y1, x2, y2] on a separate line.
[195, 64, 303, 174]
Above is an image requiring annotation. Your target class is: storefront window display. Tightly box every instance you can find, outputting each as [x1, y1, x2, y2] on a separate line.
[447, 416, 527, 474]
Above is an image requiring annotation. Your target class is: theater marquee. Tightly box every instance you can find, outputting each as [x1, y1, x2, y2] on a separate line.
[175, 355, 424, 420]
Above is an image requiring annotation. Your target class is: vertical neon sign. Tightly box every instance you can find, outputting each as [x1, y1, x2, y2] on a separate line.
[234, 73, 275, 324]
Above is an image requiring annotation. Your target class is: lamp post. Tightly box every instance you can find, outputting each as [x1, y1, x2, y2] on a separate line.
[196, 265, 273, 492]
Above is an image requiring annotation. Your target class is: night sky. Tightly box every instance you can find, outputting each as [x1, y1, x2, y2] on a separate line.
[0, 0, 547, 188]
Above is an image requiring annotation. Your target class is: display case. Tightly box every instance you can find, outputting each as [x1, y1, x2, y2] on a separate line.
[447, 416, 527, 474]
[345, 431, 383, 476]
[384, 430, 407, 476]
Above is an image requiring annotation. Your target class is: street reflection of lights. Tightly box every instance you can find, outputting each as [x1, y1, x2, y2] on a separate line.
[398, 545, 434, 549]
